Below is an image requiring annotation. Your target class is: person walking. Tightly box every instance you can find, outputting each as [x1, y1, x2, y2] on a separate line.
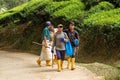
[51, 24, 69, 72]
[63, 22, 80, 70]
[36, 21, 53, 66]
[49, 26, 57, 64]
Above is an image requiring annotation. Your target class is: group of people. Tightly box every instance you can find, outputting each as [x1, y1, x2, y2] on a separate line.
[36, 21, 79, 72]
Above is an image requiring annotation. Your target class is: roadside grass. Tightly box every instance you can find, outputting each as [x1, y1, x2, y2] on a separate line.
[78, 62, 120, 80]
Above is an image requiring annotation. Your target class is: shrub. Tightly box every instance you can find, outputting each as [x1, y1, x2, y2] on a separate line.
[80, 8, 120, 56]
[0, 0, 50, 26]
[0, 0, 85, 51]
[44, 0, 85, 26]
[105, 0, 120, 7]
[81, 0, 100, 9]
[45, 1, 72, 14]
[52, 1, 85, 20]
[81, 0, 120, 10]
[89, 1, 114, 14]
[0, 0, 85, 26]
[53, 0, 70, 1]
[84, 8, 120, 27]
[0, 0, 120, 60]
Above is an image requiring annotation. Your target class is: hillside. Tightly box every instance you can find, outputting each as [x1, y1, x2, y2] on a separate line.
[0, 0, 120, 61]
[0, 0, 120, 80]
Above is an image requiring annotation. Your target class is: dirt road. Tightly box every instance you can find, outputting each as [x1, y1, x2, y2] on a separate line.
[0, 50, 104, 80]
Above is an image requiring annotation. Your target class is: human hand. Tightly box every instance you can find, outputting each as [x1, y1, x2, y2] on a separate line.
[51, 50, 54, 53]
[76, 46, 79, 50]
[60, 38, 64, 41]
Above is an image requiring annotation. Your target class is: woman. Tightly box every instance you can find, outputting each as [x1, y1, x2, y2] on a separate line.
[52, 24, 69, 72]
[37, 21, 53, 66]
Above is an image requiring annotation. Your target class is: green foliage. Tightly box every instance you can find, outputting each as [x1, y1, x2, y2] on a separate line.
[0, 2, 28, 21]
[52, 1, 85, 20]
[79, 63, 120, 80]
[79, 26, 120, 56]
[84, 8, 120, 27]
[0, 26, 2, 30]
[45, 0, 85, 25]
[0, 0, 50, 25]
[0, 0, 85, 26]
[81, 0, 120, 10]
[114, 60, 120, 69]
[45, 1, 72, 14]
[53, 0, 70, 1]
[89, 1, 114, 14]
[0, 0, 29, 9]
[81, 0, 100, 9]
[105, 0, 120, 7]
[0, 0, 120, 65]
[81, 8, 120, 56]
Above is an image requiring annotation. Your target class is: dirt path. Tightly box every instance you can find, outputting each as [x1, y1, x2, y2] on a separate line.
[0, 50, 104, 80]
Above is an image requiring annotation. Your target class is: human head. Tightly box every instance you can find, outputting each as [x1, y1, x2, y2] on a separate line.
[69, 22, 75, 30]
[45, 21, 52, 29]
[50, 25, 54, 32]
[57, 24, 63, 32]
[45, 21, 51, 26]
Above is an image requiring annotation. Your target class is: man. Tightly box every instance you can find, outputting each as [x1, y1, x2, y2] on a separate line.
[36, 21, 53, 66]
[63, 22, 80, 70]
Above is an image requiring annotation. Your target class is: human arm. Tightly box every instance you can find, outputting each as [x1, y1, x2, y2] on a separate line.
[52, 35, 56, 50]
[75, 31, 80, 49]
[43, 28, 49, 47]
[63, 33, 69, 42]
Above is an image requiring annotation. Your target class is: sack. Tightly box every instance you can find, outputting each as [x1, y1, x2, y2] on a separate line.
[65, 41, 73, 56]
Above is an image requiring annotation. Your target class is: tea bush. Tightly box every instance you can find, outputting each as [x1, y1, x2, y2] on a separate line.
[81, 0, 120, 9]
[80, 8, 120, 55]
[0, 0, 120, 61]
[84, 8, 120, 26]
[0, 0, 50, 25]
[89, 1, 114, 14]
[0, 0, 85, 52]
[45, 0, 85, 26]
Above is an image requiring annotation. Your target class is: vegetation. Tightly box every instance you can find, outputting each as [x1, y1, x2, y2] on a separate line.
[0, 0, 119, 57]
[0, 0, 30, 9]
[45, 0, 85, 25]
[89, 1, 115, 14]
[85, 8, 120, 26]
[0, 0, 85, 27]
[79, 8, 120, 57]
[81, 0, 120, 9]
[0, 0, 50, 26]
[0, 0, 85, 53]
[79, 63, 120, 80]
[0, 1, 120, 79]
